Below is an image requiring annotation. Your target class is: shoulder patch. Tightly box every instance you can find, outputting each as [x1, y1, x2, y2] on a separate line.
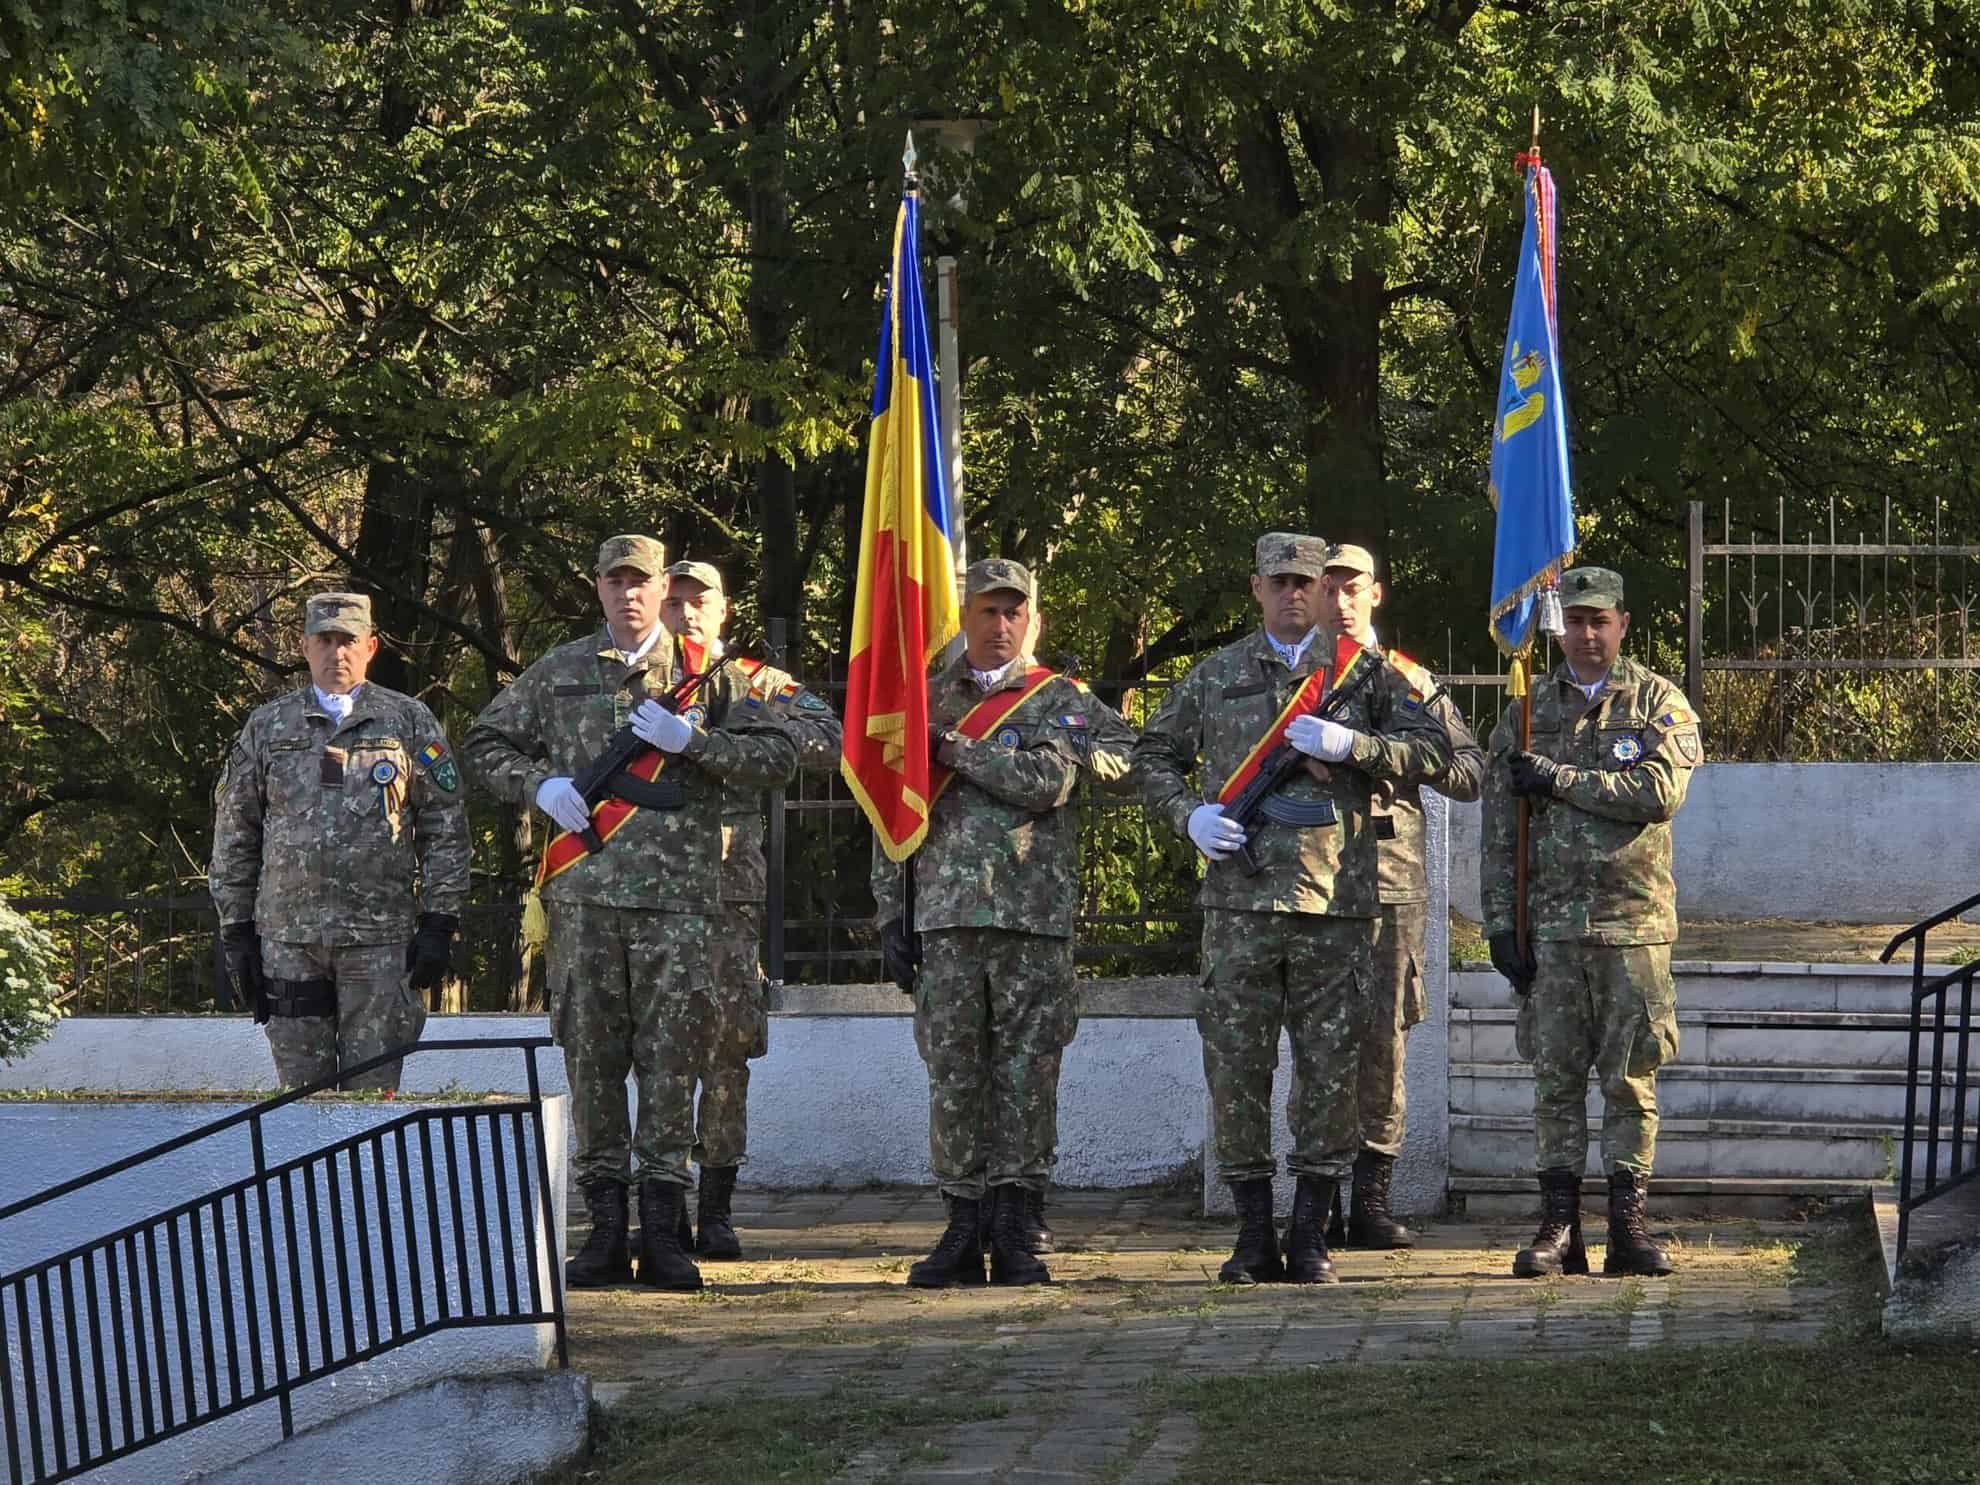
[1654, 707, 1698, 730]
[795, 689, 831, 713]
[1051, 713, 1089, 729]
[415, 739, 461, 793]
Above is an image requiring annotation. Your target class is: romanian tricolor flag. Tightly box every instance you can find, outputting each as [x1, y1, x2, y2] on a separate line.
[840, 170, 962, 862]
[1487, 148, 1575, 689]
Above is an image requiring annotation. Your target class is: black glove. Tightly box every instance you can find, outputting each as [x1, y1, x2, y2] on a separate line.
[405, 913, 459, 993]
[879, 916, 922, 993]
[223, 921, 269, 1020]
[929, 725, 953, 764]
[1489, 930, 1536, 995]
[1508, 751, 1563, 798]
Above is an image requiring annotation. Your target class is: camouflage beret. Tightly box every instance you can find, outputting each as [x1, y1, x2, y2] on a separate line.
[1324, 542, 1377, 579]
[1254, 532, 1328, 579]
[303, 592, 373, 637]
[596, 534, 667, 577]
[1561, 566, 1625, 611]
[665, 559, 725, 594]
[965, 556, 1035, 600]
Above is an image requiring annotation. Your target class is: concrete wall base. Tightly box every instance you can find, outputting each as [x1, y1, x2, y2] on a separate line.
[191, 1371, 590, 1485]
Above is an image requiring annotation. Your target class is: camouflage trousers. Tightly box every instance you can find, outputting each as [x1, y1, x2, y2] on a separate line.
[1518, 941, 1681, 1177]
[1351, 902, 1430, 1157]
[1199, 909, 1371, 1183]
[913, 927, 1078, 1200]
[543, 902, 716, 1189]
[693, 902, 766, 1169]
[261, 940, 425, 1091]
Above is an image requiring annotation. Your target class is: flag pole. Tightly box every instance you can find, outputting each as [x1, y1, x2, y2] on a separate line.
[1514, 103, 1541, 967]
[900, 130, 921, 950]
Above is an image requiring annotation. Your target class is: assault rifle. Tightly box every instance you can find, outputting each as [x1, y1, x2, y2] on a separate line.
[564, 646, 742, 855]
[1220, 640, 1383, 876]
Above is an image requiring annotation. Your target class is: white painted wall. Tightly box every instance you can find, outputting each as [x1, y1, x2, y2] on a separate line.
[0, 1096, 566, 1485]
[1448, 762, 1980, 925]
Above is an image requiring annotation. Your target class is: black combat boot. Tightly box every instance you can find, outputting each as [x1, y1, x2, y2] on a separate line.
[1512, 1168, 1589, 1278]
[566, 1179, 633, 1288]
[635, 1179, 705, 1291]
[1347, 1150, 1417, 1249]
[1280, 1174, 1340, 1284]
[1218, 1178, 1285, 1285]
[1022, 1185, 1056, 1255]
[908, 1193, 987, 1287]
[1326, 1185, 1347, 1248]
[1603, 1169, 1675, 1277]
[988, 1186, 1052, 1285]
[697, 1165, 743, 1260]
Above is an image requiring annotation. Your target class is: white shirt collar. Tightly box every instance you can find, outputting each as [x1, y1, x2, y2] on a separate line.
[614, 624, 663, 668]
[1571, 669, 1611, 701]
[1264, 628, 1318, 670]
[313, 684, 361, 724]
[969, 656, 1020, 692]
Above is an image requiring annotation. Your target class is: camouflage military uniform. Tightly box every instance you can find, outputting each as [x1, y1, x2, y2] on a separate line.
[694, 654, 842, 1169]
[1360, 647, 1484, 1155]
[873, 657, 1135, 1200]
[1481, 654, 1701, 1176]
[209, 684, 469, 1089]
[463, 630, 799, 1189]
[1134, 630, 1448, 1183]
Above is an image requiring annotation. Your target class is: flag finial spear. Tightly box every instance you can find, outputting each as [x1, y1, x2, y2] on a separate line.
[903, 130, 918, 186]
[1530, 105, 1541, 156]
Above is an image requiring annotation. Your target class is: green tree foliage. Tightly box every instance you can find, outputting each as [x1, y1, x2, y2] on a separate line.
[3, 0, 1979, 923]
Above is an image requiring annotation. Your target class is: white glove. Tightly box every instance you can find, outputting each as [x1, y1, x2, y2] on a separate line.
[630, 699, 693, 754]
[534, 777, 593, 835]
[1187, 804, 1247, 862]
[1287, 715, 1356, 763]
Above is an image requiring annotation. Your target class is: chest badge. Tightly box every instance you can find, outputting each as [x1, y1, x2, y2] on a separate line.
[996, 727, 1022, 748]
[682, 705, 707, 727]
[1611, 735, 1643, 763]
[370, 758, 400, 819]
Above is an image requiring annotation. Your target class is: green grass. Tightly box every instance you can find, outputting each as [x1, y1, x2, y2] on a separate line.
[536, 1380, 1007, 1485]
[1165, 1340, 1980, 1483]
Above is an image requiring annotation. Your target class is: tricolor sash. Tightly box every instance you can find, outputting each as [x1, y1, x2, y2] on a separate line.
[534, 636, 742, 887]
[1216, 634, 1371, 806]
[928, 665, 1056, 803]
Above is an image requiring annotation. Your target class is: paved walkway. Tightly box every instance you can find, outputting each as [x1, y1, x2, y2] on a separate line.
[570, 1187, 1861, 1483]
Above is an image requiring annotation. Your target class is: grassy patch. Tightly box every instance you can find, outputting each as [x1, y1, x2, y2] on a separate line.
[540, 1381, 1007, 1485]
[1166, 1339, 1980, 1483]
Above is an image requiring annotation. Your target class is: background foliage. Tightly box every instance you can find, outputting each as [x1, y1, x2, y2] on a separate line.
[5, 0, 1980, 931]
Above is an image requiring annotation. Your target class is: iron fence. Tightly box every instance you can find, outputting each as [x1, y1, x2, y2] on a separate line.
[0, 1038, 565, 1485]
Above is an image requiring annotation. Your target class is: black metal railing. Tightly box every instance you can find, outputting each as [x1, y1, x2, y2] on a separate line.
[1880, 891, 1980, 1260]
[0, 1038, 566, 1485]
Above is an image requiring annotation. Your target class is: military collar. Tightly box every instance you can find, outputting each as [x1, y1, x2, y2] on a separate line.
[937, 651, 1035, 695]
[301, 683, 385, 739]
[593, 627, 672, 685]
[1245, 627, 1323, 678]
[1551, 656, 1641, 708]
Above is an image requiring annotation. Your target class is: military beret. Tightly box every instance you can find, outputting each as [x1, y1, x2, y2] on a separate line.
[596, 534, 667, 577]
[1254, 532, 1328, 579]
[304, 592, 373, 637]
[965, 556, 1035, 600]
[1561, 566, 1625, 611]
[665, 559, 725, 594]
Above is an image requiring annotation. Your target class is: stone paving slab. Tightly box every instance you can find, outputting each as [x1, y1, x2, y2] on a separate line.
[571, 1186, 1868, 1481]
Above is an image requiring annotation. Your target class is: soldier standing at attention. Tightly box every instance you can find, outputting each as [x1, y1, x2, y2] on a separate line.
[1134, 533, 1446, 1284]
[658, 558, 842, 1260]
[463, 536, 799, 1293]
[1481, 566, 1700, 1280]
[1318, 544, 1484, 1248]
[210, 592, 469, 1092]
[878, 557, 1135, 1288]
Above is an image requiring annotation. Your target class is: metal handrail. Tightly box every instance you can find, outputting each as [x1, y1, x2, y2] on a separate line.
[0, 1038, 566, 1485]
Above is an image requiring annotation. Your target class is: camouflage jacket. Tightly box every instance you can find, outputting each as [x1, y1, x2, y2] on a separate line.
[706, 655, 843, 904]
[1481, 656, 1701, 945]
[872, 658, 1137, 938]
[208, 684, 471, 945]
[1133, 629, 1451, 918]
[463, 628, 798, 912]
[1372, 647, 1486, 906]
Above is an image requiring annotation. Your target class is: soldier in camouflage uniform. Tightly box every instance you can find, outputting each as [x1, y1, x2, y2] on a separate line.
[210, 592, 469, 1093]
[1134, 534, 1449, 1284]
[659, 558, 842, 1260]
[875, 557, 1135, 1288]
[1320, 544, 1485, 1248]
[463, 536, 800, 1293]
[1481, 566, 1700, 1280]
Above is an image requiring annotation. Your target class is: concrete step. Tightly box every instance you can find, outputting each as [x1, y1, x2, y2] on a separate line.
[1452, 1009, 1918, 1070]
[1449, 1113, 1931, 1183]
[1453, 962, 1948, 1015]
[1451, 1061, 1980, 1126]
